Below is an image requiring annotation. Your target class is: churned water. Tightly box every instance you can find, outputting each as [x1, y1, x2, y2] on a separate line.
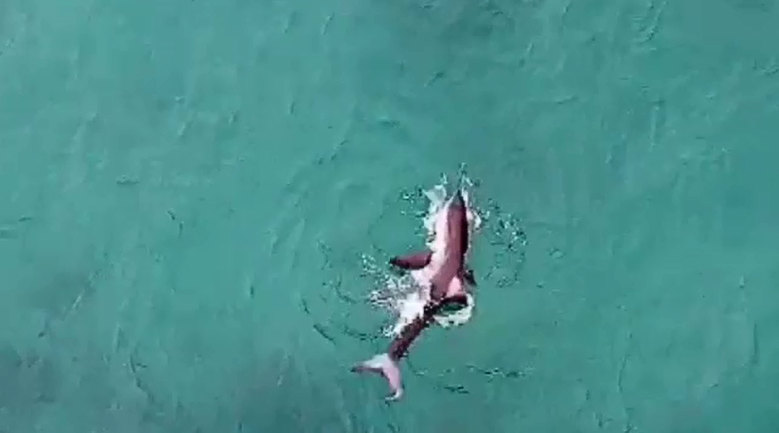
[2, 0, 779, 432]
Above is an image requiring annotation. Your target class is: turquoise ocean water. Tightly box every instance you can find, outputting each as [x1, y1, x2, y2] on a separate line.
[2, 0, 779, 431]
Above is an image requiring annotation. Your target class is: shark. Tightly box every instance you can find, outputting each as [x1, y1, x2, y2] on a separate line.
[351, 189, 477, 401]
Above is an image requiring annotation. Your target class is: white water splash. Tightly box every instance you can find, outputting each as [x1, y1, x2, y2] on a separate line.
[367, 174, 483, 337]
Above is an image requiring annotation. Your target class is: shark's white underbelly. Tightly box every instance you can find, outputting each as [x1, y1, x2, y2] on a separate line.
[409, 198, 454, 298]
[410, 259, 441, 287]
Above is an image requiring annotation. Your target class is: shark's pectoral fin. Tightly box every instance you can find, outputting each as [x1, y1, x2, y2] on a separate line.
[389, 250, 432, 271]
[461, 268, 477, 287]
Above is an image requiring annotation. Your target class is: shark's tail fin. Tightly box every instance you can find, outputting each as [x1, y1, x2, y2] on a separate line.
[351, 353, 403, 401]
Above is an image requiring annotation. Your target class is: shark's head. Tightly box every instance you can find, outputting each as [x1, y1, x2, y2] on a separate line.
[436, 189, 469, 259]
[449, 189, 466, 217]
